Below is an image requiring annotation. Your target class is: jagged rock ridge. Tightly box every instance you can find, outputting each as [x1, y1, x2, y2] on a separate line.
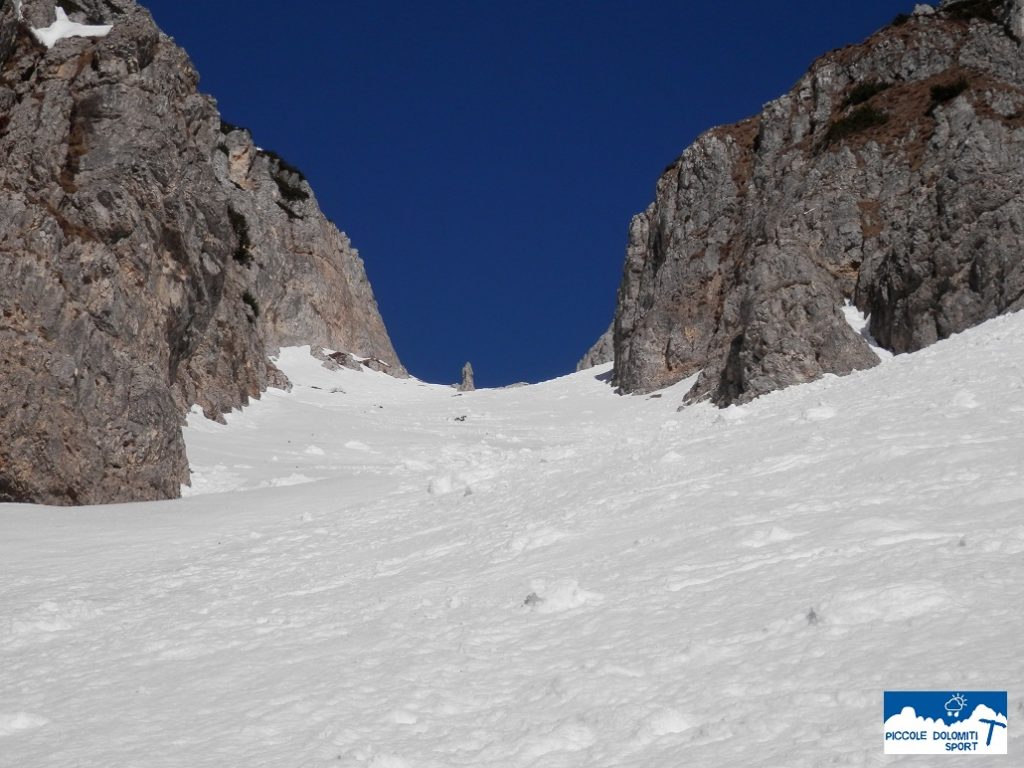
[609, 0, 1024, 404]
[0, 0, 403, 505]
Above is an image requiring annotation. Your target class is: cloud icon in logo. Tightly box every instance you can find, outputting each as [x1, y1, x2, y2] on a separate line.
[945, 693, 968, 718]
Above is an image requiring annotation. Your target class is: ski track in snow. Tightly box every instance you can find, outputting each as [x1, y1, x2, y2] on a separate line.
[2, 314, 1024, 766]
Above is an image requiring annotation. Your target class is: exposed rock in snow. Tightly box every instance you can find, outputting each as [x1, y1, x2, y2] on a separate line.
[458, 361, 475, 392]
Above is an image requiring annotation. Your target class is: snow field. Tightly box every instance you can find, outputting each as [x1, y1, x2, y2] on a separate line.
[2, 314, 1024, 767]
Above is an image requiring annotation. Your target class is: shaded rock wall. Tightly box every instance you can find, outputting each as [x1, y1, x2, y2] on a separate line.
[0, 0, 402, 504]
[612, 0, 1024, 404]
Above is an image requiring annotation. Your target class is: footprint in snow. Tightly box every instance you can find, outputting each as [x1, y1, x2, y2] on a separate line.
[660, 450, 685, 464]
[714, 406, 747, 425]
[256, 473, 316, 488]
[388, 709, 418, 725]
[524, 579, 603, 613]
[400, 459, 434, 472]
[740, 526, 802, 548]
[538, 445, 577, 462]
[507, 526, 570, 554]
[427, 475, 464, 496]
[950, 389, 979, 409]
[801, 404, 837, 421]
[518, 720, 596, 760]
[633, 708, 695, 744]
[0, 712, 49, 737]
[823, 581, 952, 626]
[366, 754, 412, 768]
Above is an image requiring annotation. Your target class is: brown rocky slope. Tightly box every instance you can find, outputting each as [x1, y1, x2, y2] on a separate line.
[0, 0, 403, 505]
[608, 0, 1024, 404]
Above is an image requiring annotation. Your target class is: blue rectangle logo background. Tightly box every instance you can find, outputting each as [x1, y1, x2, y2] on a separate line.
[884, 691, 1008, 755]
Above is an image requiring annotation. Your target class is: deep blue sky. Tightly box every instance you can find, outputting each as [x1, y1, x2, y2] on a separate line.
[144, 0, 910, 387]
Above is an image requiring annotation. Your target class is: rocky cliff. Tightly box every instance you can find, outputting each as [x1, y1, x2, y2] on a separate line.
[576, 322, 613, 371]
[610, 0, 1024, 404]
[0, 0, 403, 505]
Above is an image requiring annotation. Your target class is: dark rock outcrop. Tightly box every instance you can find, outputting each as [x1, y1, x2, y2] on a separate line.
[611, 0, 1024, 404]
[0, 0, 403, 505]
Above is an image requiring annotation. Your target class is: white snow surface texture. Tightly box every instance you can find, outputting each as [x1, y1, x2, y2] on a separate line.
[3, 312, 1024, 767]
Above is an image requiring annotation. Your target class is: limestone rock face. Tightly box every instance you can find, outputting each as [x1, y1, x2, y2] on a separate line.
[175, 126, 406, 422]
[0, 0, 403, 504]
[1009, 1, 1024, 37]
[612, 0, 1024, 404]
[458, 362, 475, 392]
[576, 323, 613, 371]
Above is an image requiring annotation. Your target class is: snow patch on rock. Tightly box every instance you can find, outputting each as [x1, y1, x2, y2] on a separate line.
[842, 301, 893, 362]
[31, 7, 113, 49]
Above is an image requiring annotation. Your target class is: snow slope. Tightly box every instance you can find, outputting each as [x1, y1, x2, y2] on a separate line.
[2, 313, 1023, 767]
